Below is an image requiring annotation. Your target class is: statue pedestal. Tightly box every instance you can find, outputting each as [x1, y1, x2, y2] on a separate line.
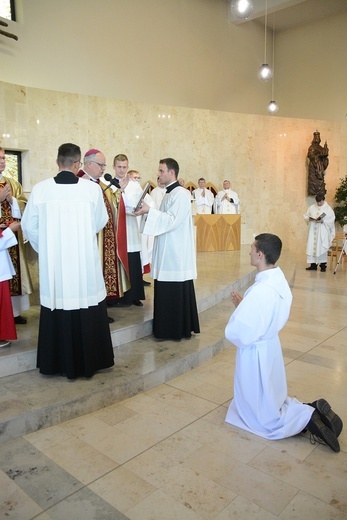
[194, 214, 241, 252]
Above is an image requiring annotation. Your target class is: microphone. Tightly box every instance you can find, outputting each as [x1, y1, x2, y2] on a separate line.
[103, 173, 121, 191]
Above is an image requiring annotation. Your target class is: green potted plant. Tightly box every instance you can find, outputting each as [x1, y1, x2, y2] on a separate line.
[334, 175, 347, 227]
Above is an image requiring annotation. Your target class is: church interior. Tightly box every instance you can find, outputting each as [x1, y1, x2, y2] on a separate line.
[0, 0, 347, 518]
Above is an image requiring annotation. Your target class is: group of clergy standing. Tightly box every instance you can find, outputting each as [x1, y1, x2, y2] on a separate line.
[191, 178, 240, 215]
[1, 142, 242, 376]
[1, 143, 201, 379]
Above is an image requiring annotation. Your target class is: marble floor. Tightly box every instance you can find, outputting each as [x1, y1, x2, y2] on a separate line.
[0, 250, 346, 519]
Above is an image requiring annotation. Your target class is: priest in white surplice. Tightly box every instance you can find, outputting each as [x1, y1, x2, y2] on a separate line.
[192, 178, 214, 214]
[214, 180, 240, 214]
[21, 143, 114, 379]
[304, 193, 335, 271]
[225, 233, 342, 452]
[135, 158, 200, 341]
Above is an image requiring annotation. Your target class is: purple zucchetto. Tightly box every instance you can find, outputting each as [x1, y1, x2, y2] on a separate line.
[84, 148, 101, 157]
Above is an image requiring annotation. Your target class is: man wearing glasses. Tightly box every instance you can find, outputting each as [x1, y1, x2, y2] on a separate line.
[22, 143, 114, 379]
[78, 150, 130, 318]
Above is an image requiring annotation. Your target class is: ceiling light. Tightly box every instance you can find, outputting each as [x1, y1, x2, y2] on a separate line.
[230, 0, 254, 20]
[258, 64, 272, 81]
[267, 19, 278, 114]
[258, 0, 272, 82]
[268, 101, 279, 114]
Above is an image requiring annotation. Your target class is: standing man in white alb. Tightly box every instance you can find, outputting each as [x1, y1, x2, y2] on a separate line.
[135, 158, 200, 341]
[304, 193, 335, 272]
[112, 154, 145, 306]
[192, 177, 214, 214]
[214, 180, 240, 214]
[21, 143, 114, 379]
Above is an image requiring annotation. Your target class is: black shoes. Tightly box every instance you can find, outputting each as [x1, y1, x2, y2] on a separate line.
[133, 300, 143, 306]
[14, 315, 27, 324]
[310, 399, 343, 438]
[306, 263, 327, 272]
[307, 410, 340, 452]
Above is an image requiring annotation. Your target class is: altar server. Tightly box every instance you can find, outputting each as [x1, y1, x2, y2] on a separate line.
[22, 143, 114, 379]
[135, 158, 200, 341]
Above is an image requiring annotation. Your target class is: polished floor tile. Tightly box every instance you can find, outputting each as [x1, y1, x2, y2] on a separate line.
[0, 254, 346, 519]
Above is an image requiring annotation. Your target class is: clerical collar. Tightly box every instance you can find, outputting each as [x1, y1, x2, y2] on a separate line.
[54, 170, 78, 184]
[166, 181, 180, 193]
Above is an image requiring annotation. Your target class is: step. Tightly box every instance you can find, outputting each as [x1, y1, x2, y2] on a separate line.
[0, 248, 296, 442]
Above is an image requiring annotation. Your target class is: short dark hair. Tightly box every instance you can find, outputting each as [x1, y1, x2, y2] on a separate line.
[159, 158, 179, 177]
[113, 154, 128, 165]
[315, 193, 325, 203]
[57, 143, 81, 168]
[254, 233, 282, 265]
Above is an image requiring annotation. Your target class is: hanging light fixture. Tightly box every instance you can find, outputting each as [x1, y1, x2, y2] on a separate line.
[230, 0, 254, 20]
[268, 100, 278, 113]
[268, 18, 278, 114]
[258, 0, 272, 81]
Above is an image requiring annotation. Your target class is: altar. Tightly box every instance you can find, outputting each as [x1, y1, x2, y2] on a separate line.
[194, 214, 241, 252]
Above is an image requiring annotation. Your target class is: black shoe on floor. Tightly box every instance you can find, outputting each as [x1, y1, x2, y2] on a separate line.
[310, 399, 343, 438]
[14, 315, 27, 324]
[320, 263, 327, 272]
[107, 315, 115, 324]
[133, 300, 144, 306]
[307, 410, 340, 452]
[143, 280, 151, 286]
[306, 264, 317, 271]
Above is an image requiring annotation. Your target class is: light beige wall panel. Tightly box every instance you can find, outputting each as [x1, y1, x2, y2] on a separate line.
[1, 81, 346, 256]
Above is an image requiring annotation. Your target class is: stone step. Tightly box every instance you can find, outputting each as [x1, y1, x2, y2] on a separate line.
[0, 248, 295, 442]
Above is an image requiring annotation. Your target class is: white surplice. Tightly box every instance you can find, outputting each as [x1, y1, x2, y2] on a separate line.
[0, 227, 17, 281]
[304, 201, 335, 263]
[150, 186, 166, 209]
[122, 179, 143, 252]
[214, 189, 240, 214]
[225, 267, 313, 439]
[142, 185, 196, 281]
[21, 177, 108, 310]
[192, 187, 214, 214]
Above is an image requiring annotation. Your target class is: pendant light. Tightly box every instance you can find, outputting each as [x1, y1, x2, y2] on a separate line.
[230, 0, 254, 20]
[267, 18, 278, 114]
[258, 0, 272, 81]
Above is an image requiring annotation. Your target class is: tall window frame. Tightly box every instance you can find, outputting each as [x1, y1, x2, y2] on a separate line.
[4, 149, 22, 184]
